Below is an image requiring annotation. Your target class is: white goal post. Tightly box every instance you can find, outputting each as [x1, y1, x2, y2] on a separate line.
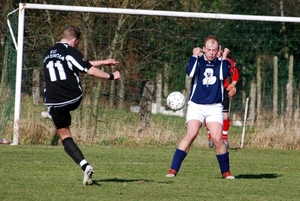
[8, 3, 300, 145]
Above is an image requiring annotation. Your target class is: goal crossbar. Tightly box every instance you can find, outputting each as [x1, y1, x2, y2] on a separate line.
[22, 3, 300, 23]
[9, 3, 300, 145]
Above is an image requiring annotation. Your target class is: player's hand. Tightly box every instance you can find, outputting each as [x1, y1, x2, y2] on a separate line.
[113, 70, 122, 80]
[222, 48, 230, 59]
[193, 47, 203, 57]
[104, 59, 119, 68]
[227, 84, 236, 97]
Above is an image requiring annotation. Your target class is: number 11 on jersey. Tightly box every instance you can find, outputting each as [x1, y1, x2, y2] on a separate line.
[46, 60, 67, 81]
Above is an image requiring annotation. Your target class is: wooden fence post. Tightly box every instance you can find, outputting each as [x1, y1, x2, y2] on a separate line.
[138, 80, 154, 133]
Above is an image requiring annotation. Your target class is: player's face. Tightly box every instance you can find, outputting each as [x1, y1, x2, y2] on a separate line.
[203, 40, 219, 61]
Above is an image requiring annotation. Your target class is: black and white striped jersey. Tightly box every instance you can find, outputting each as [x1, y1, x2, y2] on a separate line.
[43, 43, 92, 106]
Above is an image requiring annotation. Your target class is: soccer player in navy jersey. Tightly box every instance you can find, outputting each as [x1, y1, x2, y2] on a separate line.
[43, 25, 121, 185]
[166, 35, 235, 179]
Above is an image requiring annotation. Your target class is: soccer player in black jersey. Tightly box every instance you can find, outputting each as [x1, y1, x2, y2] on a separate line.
[43, 25, 121, 185]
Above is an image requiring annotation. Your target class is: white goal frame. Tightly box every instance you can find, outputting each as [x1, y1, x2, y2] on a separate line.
[8, 3, 300, 145]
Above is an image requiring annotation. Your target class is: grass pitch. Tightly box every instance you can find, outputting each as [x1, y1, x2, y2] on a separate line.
[1, 145, 300, 201]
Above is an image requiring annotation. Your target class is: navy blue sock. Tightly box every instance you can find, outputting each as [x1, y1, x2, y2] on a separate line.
[170, 149, 187, 172]
[216, 152, 230, 174]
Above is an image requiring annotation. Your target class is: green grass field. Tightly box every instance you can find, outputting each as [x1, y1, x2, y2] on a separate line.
[1, 145, 300, 201]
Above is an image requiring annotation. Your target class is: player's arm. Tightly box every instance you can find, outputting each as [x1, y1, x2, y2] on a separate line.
[222, 48, 230, 59]
[186, 47, 202, 77]
[230, 65, 240, 84]
[89, 59, 119, 67]
[231, 80, 238, 87]
[88, 59, 121, 80]
[69, 48, 120, 77]
[87, 67, 121, 80]
[220, 48, 231, 80]
[227, 62, 239, 97]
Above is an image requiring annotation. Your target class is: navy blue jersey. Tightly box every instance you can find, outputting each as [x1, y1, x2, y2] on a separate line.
[186, 55, 231, 104]
[43, 43, 92, 106]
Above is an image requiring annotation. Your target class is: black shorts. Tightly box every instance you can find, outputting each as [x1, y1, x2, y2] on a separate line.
[49, 98, 81, 129]
[222, 90, 229, 113]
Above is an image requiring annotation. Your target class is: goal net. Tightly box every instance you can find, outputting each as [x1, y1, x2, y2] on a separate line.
[4, 2, 300, 148]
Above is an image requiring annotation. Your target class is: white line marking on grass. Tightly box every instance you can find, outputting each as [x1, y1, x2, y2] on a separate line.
[114, 162, 147, 165]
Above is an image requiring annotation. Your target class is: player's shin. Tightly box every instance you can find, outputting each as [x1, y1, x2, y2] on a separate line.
[216, 152, 230, 174]
[62, 137, 89, 170]
[170, 149, 187, 170]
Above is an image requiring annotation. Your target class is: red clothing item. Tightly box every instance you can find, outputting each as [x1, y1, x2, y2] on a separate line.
[223, 57, 239, 88]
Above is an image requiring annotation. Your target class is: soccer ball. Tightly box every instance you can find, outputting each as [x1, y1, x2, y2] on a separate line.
[166, 91, 186, 111]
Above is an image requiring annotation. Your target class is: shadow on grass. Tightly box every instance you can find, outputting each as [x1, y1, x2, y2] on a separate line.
[98, 178, 152, 182]
[93, 178, 152, 186]
[92, 178, 174, 186]
[228, 147, 244, 151]
[235, 173, 281, 179]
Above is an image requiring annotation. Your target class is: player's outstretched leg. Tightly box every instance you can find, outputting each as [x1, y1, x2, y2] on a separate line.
[41, 110, 52, 119]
